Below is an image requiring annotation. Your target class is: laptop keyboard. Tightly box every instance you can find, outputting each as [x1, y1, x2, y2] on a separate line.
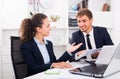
[81, 64, 108, 74]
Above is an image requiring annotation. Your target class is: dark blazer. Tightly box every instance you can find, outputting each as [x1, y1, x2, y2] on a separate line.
[70, 26, 114, 54]
[20, 39, 72, 76]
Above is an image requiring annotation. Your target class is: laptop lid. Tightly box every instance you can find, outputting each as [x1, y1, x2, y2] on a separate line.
[103, 43, 120, 77]
[69, 44, 120, 78]
[95, 45, 116, 64]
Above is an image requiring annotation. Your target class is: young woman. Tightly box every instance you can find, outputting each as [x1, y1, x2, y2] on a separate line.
[19, 13, 82, 76]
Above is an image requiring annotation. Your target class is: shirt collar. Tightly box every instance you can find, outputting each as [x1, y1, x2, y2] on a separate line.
[83, 27, 93, 36]
[34, 37, 48, 45]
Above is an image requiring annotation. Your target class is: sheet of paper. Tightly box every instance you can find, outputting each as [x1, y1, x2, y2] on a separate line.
[86, 48, 102, 55]
[75, 48, 101, 60]
[44, 68, 61, 75]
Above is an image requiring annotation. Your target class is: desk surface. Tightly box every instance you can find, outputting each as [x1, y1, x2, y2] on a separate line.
[24, 60, 120, 79]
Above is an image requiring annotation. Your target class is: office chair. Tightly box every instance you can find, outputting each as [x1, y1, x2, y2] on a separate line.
[11, 36, 28, 79]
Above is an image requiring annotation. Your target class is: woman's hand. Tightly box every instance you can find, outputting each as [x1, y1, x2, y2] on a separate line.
[51, 62, 73, 69]
[67, 42, 83, 53]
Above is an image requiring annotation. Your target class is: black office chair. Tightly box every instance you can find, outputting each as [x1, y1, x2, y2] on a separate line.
[11, 36, 28, 79]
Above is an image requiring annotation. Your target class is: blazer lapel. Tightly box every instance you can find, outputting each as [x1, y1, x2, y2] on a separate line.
[93, 27, 99, 48]
[78, 30, 86, 50]
[45, 42, 56, 62]
[31, 40, 44, 63]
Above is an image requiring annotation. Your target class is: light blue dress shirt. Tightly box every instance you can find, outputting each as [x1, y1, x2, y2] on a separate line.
[34, 37, 50, 64]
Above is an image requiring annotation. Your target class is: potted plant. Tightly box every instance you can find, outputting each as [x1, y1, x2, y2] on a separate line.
[50, 15, 60, 27]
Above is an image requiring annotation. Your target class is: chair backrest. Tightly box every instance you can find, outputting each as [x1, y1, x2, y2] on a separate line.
[11, 36, 28, 79]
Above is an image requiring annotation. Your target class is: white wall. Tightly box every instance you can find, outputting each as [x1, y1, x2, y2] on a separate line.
[0, 0, 28, 79]
[0, 0, 28, 45]
[1, 0, 28, 28]
[111, 0, 120, 45]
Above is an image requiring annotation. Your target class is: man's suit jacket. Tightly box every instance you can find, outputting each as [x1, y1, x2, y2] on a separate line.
[70, 26, 114, 54]
[20, 39, 72, 76]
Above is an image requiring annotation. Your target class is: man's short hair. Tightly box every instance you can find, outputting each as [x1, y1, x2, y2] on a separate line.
[76, 8, 93, 19]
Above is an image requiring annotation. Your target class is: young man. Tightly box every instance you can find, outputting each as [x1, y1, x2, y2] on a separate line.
[70, 8, 114, 59]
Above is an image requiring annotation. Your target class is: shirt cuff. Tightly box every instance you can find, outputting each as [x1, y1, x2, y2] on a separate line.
[87, 54, 92, 59]
[67, 51, 72, 56]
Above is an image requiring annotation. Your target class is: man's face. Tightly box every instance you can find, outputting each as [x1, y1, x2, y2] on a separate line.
[77, 15, 93, 33]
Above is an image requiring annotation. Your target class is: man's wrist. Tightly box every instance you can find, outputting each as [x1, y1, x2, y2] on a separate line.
[67, 50, 72, 56]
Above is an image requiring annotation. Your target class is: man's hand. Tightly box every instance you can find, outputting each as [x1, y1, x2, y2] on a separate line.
[91, 52, 100, 59]
[75, 50, 86, 60]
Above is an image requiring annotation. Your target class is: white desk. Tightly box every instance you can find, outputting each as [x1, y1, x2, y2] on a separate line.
[23, 60, 120, 79]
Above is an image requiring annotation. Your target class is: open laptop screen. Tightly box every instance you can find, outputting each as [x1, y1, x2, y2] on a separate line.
[69, 43, 120, 78]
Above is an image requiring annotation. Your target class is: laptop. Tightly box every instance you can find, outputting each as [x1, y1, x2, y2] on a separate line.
[69, 43, 120, 78]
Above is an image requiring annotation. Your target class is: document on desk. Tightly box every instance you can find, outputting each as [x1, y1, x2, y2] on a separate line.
[44, 68, 61, 75]
[75, 48, 101, 60]
[44, 68, 93, 79]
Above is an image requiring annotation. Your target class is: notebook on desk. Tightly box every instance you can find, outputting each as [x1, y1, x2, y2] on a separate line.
[69, 43, 120, 78]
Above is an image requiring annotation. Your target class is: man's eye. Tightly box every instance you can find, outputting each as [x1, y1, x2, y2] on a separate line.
[77, 20, 81, 23]
[83, 19, 87, 22]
